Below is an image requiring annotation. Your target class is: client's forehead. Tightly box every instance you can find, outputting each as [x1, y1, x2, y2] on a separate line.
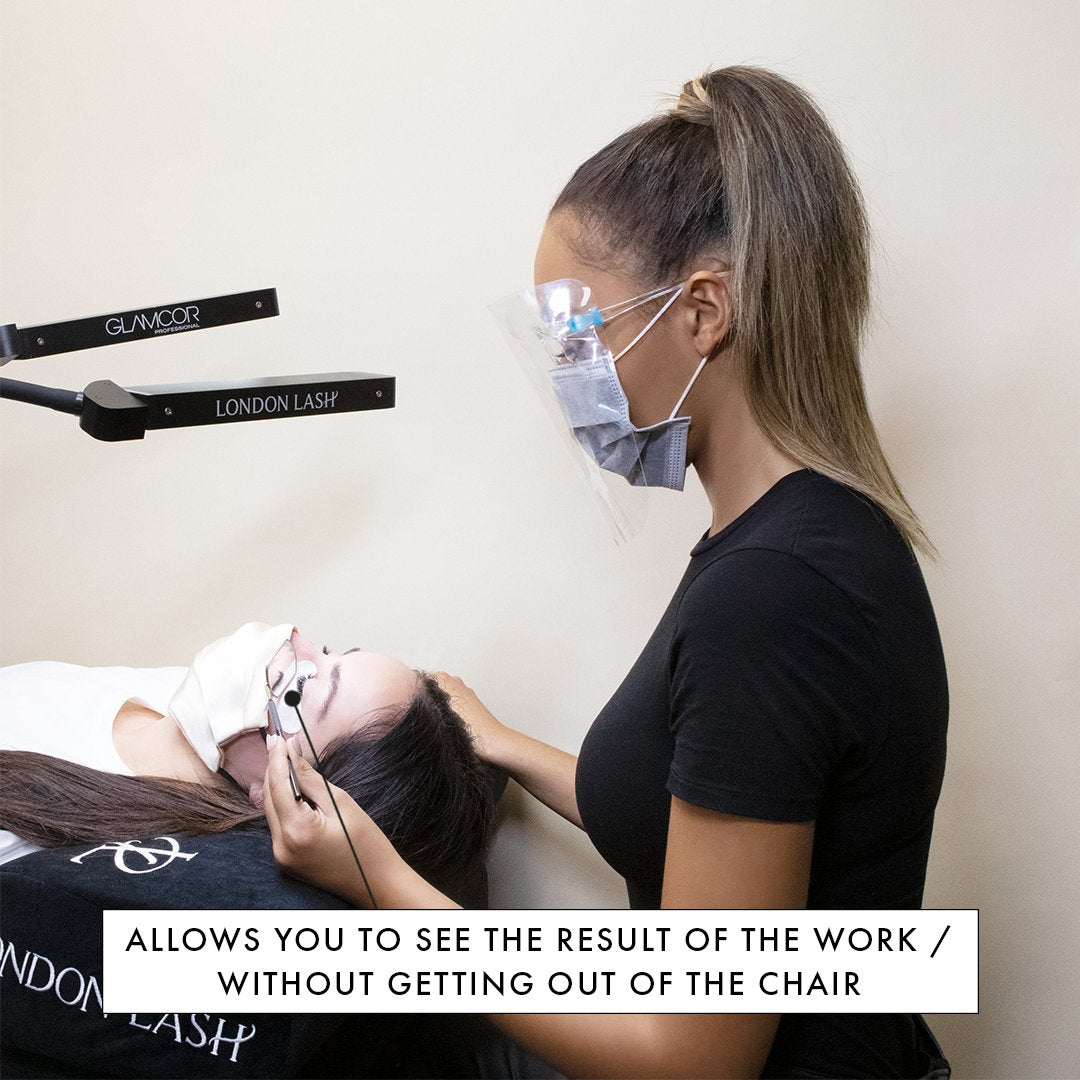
[340, 650, 418, 706]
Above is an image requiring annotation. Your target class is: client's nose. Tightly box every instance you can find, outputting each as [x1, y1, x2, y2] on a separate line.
[290, 629, 318, 662]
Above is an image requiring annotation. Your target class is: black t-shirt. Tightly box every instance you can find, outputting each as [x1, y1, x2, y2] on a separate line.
[575, 469, 948, 1078]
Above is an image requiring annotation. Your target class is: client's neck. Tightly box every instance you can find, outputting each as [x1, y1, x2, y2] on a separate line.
[217, 730, 270, 804]
[112, 701, 227, 786]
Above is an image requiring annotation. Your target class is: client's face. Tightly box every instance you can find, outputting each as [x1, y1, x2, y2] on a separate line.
[289, 630, 419, 759]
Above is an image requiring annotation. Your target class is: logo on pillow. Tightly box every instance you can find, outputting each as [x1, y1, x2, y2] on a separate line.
[69, 837, 197, 875]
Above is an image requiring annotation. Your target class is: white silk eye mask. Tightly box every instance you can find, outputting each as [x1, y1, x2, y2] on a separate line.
[168, 621, 294, 772]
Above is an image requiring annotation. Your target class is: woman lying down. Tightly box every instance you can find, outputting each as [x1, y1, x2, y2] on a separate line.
[0, 623, 495, 904]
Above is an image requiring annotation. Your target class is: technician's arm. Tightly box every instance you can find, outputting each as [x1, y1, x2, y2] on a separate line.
[491, 801, 815, 1078]
[264, 741, 815, 1078]
[434, 672, 582, 828]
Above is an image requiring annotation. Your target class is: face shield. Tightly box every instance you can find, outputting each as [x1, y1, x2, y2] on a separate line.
[489, 278, 700, 543]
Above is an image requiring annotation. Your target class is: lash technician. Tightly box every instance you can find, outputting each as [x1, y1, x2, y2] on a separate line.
[263, 66, 950, 1079]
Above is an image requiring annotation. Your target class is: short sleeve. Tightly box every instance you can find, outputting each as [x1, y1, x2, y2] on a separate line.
[667, 548, 878, 822]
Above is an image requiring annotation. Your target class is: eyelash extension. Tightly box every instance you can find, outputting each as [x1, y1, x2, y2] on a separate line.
[295, 674, 309, 695]
[322, 645, 330, 655]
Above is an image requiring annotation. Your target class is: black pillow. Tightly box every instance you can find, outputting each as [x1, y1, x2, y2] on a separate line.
[1, 765, 506, 1078]
[0, 828, 406, 1079]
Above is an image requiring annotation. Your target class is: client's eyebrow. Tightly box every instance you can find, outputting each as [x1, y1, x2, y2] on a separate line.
[319, 662, 341, 722]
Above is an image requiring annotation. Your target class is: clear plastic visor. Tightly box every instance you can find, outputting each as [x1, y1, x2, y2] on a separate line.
[488, 278, 655, 542]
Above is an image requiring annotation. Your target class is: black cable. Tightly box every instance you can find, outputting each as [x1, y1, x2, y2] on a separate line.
[0, 377, 83, 414]
[284, 694, 379, 910]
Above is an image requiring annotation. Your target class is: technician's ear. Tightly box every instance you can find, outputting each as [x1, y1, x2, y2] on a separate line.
[683, 269, 733, 358]
[248, 779, 265, 809]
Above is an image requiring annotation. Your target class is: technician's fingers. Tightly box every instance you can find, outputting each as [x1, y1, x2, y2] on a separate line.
[283, 737, 330, 804]
[262, 756, 281, 834]
[433, 671, 468, 697]
[432, 671, 506, 762]
[262, 744, 290, 864]
[286, 740, 361, 825]
[264, 739, 321, 869]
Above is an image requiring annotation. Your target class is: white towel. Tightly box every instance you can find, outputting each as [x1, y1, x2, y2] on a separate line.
[168, 622, 293, 772]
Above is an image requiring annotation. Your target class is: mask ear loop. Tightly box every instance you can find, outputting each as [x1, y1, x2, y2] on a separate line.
[667, 354, 710, 420]
[663, 271, 734, 417]
[612, 286, 684, 363]
[283, 690, 380, 910]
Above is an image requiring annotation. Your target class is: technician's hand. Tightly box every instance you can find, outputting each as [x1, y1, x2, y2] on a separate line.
[433, 671, 512, 766]
[436, 672, 583, 829]
[262, 736, 394, 908]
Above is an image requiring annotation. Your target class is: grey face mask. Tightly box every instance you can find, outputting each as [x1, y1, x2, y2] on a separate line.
[546, 287, 708, 491]
[548, 357, 695, 489]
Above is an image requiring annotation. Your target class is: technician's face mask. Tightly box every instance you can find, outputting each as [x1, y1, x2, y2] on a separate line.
[490, 278, 707, 542]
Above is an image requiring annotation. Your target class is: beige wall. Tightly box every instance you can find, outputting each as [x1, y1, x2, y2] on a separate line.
[2, 1, 1077, 1075]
